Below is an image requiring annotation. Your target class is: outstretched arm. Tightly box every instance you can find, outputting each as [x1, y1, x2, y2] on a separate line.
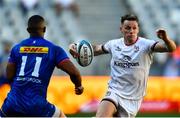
[153, 29, 176, 52]
[92, 44, 107, 56]
[69, 43, 107, 57]
[57, 59, 84, 95]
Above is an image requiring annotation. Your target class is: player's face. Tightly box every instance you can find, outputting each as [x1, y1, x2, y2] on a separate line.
[120, 20, 139, 42]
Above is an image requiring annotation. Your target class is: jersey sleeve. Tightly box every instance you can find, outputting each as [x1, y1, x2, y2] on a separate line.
[55, 46, 69, 65]
[103, 40, 113, 53]
[146, 39, 158, 53]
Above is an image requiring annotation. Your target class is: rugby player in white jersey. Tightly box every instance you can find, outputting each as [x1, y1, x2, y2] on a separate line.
[69, 14, 176, 117]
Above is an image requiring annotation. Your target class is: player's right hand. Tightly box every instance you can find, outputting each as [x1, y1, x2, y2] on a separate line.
[75, 86, 84, 95]
[69, 43, 79, 58]
[156, 28, 168, 40]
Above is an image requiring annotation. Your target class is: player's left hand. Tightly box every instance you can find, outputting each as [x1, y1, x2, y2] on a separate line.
[69, 43, 79, 58]
[75, 86, 84, 95]
[156, 28, 168, 40]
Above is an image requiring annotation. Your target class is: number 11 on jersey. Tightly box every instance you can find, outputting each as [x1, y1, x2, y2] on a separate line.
[19, 56, 42, 77]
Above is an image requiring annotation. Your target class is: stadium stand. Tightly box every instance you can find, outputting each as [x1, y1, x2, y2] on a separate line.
[76, 0, 130, 75]
[0, 0, 179, 76]
[127, 0, 179, 76]
[127, 0, 176, 40]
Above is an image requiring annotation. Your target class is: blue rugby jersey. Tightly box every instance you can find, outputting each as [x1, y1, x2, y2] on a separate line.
[1, 36, 69, 116]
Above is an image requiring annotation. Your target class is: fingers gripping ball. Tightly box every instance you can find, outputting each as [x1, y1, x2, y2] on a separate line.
[76, 40, 94, 67]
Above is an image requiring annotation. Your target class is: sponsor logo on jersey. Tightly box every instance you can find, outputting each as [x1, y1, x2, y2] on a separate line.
[115, 46, 122, 51]
[121, 55, 132, 62]
[20, 47, 49, 53]
[114, 54, 139, 68]
[16, 77, 41, 83]
[114, 61, 139, 68]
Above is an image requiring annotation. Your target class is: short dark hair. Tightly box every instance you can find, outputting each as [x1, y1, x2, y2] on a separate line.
[121, 14, 139, 24]
[28, 15, 45, 28]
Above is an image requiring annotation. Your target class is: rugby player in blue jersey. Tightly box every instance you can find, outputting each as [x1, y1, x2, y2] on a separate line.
[0, 15, 84, 117]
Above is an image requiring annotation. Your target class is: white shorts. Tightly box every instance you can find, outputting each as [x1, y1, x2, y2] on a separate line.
[102, 90, 143, 117]
[52, 106, 61, 117]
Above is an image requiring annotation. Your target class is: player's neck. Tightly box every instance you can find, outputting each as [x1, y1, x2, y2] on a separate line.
[30, 34, 44, 38]
[124, 37, 138, 46]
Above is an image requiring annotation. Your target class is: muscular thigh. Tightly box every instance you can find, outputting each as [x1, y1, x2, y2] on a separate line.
[96, 91, 118, 117]
[96, 100, 117, 117]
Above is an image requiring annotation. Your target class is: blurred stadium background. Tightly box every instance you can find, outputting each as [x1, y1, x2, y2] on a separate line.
[0, 0, 180, 117]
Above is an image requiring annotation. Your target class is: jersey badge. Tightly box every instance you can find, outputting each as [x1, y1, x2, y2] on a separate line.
[134, 45, 139, 53]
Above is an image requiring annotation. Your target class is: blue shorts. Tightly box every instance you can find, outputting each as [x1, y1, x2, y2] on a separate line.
[1, 98, 56, 117]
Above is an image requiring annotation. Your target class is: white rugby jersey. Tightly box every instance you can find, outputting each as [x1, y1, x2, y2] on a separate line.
[103, 37, 157, 100]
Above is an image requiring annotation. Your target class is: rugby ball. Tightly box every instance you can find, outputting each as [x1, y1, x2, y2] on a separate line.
[76, 40, 94, 67]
